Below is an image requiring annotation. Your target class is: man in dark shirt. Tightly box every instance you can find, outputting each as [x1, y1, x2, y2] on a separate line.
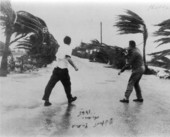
[118, 40, 145, 103]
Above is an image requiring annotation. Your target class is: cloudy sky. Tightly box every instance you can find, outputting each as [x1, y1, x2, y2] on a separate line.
[1, 0, 170, 57]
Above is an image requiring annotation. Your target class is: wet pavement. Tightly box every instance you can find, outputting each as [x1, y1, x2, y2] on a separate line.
[0, 57, 170, 137]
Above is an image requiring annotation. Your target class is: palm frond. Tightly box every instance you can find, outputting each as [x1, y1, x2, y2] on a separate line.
[17, 40, 32, 47]
[7, 10, 48, 46]
[114, 10, 146, 35]
[126, 10, 144, 24]
[117, 27, 143, 34]
[154, 19, 170, 37]
[148, 49, 170, 69]
[148, 49, 170, 56]
[16, 47, 31, 50]
[154, 19, 170, 46]
[14, 11, 45, 34]
[156, 19, 170, 27]
[37, 17, 47, 27]
[117, 15, 144, 25]
[154, 31, 170, 36]
[16, 43, 32, 48]
[154, 37, 170, 47]
[115, 22, 141, 29]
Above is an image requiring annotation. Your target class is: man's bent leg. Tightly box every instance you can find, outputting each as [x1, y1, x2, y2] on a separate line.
[42, 69, 60, 101]
[134, 80, 142, 99]
[125, 74, 135, 100]
[125, 72, 142, 100]
[61, 69, 77, 103]
[61, 70, 72, 100]
[134, 72, 143, 100]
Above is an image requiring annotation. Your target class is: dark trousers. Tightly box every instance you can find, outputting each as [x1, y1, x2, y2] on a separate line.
[125, 67, 145, 99]
[42, 67, 72, 101]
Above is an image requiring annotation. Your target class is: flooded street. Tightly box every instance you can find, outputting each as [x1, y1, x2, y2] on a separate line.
[1, 57, 170, 137]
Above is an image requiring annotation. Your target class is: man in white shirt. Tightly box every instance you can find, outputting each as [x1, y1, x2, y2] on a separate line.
[42, 36, 78, 106]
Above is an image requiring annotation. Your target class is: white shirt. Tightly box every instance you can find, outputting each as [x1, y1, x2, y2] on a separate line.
[56, 44, 72, 69]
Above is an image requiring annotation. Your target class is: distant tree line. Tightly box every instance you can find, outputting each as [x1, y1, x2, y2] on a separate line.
[72, 39, 126, 69]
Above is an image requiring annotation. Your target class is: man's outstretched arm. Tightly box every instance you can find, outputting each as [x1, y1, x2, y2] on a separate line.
[66, 56, 78, 71]
[118, 63, 130, 75]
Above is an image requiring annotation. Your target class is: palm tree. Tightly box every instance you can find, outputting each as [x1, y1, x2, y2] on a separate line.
[0, 0, 15, 76]
[114, 10, 149, 72]
[0, 0, 48, 76]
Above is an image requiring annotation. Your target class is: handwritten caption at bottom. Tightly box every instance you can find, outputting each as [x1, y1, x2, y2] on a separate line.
[72, 109, 113, 129]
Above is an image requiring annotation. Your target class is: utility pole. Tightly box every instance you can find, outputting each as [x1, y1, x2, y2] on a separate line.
[100, 22, 102, 45]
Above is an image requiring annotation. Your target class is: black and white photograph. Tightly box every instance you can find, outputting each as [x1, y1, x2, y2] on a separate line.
[0, 0, 170, 136]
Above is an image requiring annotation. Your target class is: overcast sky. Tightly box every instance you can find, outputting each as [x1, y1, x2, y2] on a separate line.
[1, 0, 170, 56]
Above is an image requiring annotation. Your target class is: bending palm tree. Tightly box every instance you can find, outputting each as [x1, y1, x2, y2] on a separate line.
[0, 0, 15, 76]
[0, 0, 48, 76]
[114, 10, 149, 72]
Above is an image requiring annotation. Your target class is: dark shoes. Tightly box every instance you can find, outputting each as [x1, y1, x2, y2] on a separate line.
[44, 101, 52, 106]
[68, 96, 77, 104]
[43, 96, 77, 106]
[120, 98, 129, 103]
[133, 99, 144, 102]
[120, 98, 143, 103]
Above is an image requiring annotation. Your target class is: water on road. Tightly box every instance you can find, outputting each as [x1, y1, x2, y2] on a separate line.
[0, 57, 170, 137]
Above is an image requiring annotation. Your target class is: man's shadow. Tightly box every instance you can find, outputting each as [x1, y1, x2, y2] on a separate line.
[52, 104, 76, 136]
[43, 103, 76, 135]
[121, 103, 143, 136]
[60, 104, 76, 129]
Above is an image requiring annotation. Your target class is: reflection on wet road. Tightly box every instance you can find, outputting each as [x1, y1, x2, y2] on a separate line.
[120, 104, 143, 136]
[41, 104, 76, 136]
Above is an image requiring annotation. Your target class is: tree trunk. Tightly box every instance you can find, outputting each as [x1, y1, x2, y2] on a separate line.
[143, 36, 147, 68]
[143, 26, 149, 74]
[0, 32, 12, 77]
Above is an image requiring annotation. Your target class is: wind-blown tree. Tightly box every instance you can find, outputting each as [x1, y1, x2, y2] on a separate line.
[72, 40, 126, 68]
[72, 39, 101, 58]
[17, 32, 59, 67]
[83, 39, 101, 50]
[0, 0, 15, 76]
[149, 19, 170, 69]
[114, 10, 149, 72]
[0, 0, 58, 76]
